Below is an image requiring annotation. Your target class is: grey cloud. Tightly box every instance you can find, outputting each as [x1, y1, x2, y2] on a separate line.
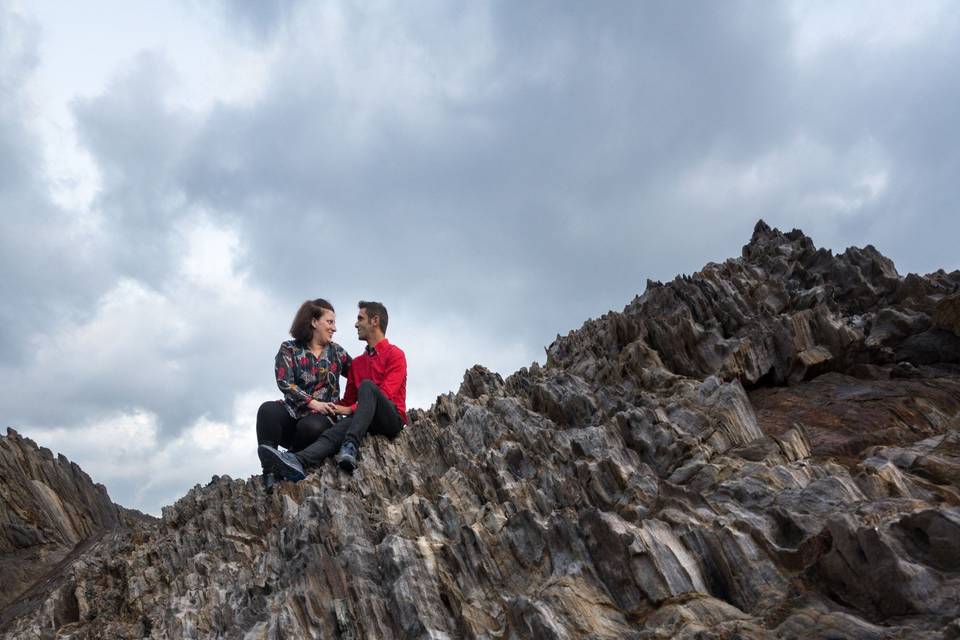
[71, 52, 201, 286]
[209, 0, 305, 42]
[0, 10, 111, 363]
[786, 8, 960, 274]
[0, 40, 220, 430]
[169, 2, 799, 344]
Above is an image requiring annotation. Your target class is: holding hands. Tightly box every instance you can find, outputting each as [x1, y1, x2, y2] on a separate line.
[308, 400, 354, 416]
[332, 404, 354, 416]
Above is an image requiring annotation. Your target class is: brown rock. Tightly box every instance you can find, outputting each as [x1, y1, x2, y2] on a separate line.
[0, 428, 148, 631]
[934, 293, 960, 336]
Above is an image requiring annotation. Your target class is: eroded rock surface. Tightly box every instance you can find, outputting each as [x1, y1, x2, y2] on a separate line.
[3, 222, 960, 639]
[0, 429, 147, 629]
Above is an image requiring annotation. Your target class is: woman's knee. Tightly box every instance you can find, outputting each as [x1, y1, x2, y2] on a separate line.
[257, 401, 286, 443]
[300, 415, 332, 440]
[257, 400, 282, 420]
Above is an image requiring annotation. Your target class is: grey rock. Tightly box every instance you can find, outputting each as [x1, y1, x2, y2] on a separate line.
[3, 221, 960, 639]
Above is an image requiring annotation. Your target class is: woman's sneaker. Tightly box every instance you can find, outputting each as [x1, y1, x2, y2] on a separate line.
[258, 445, 306, 481]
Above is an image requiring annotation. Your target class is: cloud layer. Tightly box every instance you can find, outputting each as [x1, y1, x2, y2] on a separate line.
[2, 1, 960, 513]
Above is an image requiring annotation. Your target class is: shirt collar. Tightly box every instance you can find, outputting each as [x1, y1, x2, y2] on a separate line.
[365, 338, 390, 357]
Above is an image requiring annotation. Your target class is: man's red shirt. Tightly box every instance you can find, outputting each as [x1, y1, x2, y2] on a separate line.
[338, 338, 408, 423]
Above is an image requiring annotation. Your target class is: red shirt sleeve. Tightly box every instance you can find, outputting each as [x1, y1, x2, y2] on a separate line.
[379, 347, 407, 406]
[339, 366, 358, 410]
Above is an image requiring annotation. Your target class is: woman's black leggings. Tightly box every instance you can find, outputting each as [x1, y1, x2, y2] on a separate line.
[256, 401, 333, 466]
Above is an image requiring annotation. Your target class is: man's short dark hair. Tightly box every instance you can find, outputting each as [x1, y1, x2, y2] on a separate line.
[290, 298, 335, 345]
[359, 300, 388, 333]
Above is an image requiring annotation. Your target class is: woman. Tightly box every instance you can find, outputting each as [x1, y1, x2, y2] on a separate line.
[256, 298, 351, 489]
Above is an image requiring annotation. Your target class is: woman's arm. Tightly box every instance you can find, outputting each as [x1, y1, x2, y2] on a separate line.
[275, 343, 314, 412]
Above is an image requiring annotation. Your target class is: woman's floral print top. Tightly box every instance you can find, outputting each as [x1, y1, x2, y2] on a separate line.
[275, 340, 352, 419]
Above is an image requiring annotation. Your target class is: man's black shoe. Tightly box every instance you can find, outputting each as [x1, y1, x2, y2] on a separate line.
[258, 445, 306, 481]
[335, 441, 358, 473]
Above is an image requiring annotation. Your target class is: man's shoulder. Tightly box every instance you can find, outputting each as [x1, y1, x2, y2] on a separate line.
[382, 339, 405, 355]
[385, 341, 406, 363]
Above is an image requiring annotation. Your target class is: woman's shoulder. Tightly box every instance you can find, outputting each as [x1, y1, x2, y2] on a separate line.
[329, 342, 351, 358]
[279, 339, 300, 352]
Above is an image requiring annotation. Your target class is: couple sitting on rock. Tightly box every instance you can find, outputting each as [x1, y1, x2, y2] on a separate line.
[255, 299, 407, 489]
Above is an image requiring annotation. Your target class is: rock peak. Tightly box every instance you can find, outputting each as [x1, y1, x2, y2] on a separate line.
[752, 217, 771, 236]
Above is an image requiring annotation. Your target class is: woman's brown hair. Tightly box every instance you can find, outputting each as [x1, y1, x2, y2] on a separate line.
[289, 299, 335, 345]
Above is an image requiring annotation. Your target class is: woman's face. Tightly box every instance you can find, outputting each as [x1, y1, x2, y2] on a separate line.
[311, 309, 337, 345]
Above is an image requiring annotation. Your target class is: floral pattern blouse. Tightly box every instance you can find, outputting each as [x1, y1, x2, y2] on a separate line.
[275, 340, 352, 419]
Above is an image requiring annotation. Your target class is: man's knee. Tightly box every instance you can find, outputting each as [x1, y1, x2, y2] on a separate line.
[359, 379, 380, 394]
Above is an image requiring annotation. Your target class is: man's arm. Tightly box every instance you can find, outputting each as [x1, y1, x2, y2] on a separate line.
[337, 367, 359, 413]
[378, 348, 407, 404]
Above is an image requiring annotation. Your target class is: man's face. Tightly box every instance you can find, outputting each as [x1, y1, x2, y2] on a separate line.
[355, 308, 373, 340]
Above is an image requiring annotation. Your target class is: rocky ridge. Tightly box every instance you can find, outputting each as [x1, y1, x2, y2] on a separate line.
[0, 429, 148, 629]
[2, 221, 960, 639]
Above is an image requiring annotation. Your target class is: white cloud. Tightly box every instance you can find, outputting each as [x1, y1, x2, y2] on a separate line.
[2, 213, 283, 424]
[677, 136, 891, 223]
[19, 0, 274, 213]
[390, 308, 542, 411]
[789, 0, 953, 61]
[177, 215, 247, 293]
[24, 389, 267, 514]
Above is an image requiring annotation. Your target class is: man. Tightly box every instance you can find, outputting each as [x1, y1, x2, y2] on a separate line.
[330, 300, 407, 471]
[258, 300, 407, 480]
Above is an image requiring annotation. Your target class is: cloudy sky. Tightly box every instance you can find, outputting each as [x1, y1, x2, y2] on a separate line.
[2, 1, 959, 514]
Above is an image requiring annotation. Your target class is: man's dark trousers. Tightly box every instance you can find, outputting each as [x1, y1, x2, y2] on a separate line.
[295, 380, 402, 467]
[345, 379, 403, 447]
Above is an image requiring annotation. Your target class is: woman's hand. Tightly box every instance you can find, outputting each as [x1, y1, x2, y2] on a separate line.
[308, 400, 337, 416]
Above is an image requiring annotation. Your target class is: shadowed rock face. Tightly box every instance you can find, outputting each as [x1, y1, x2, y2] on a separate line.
[0, 428, 147, 629]
[3, 221, 960, 639]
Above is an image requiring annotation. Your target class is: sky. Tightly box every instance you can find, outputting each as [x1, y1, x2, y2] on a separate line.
[2, 1, 959, 515]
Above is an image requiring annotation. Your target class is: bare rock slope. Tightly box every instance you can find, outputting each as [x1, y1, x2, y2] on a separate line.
[3, 221, 960, 639]
[0, 429, 146, 630]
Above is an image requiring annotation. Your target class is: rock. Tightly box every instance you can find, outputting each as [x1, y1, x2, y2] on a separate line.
[896, 329, 960, 364]
[3, 221, 960, 639]
[0, 428, 148, 629]
[865, 306, 931, 348]
[750, 373, 960, 461]
[934, 293, 960, 336]
[458, 365, 505, 399]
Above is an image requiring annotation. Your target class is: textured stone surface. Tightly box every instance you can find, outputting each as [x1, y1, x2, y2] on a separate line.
[3, 221, 960, 639]
[934, 294, 960, 336]
[0, 429, 147, 626]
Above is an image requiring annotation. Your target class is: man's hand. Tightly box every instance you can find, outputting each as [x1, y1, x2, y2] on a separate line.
[332, 404, 354, 416]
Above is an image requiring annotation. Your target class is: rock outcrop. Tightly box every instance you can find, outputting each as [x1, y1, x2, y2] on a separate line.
[0, 429, 147, 630]
[2, 221, 960, 639]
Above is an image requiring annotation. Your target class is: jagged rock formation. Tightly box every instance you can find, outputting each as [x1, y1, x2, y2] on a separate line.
[0, 429, 148, 630]
[3, 221, 960, 639]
